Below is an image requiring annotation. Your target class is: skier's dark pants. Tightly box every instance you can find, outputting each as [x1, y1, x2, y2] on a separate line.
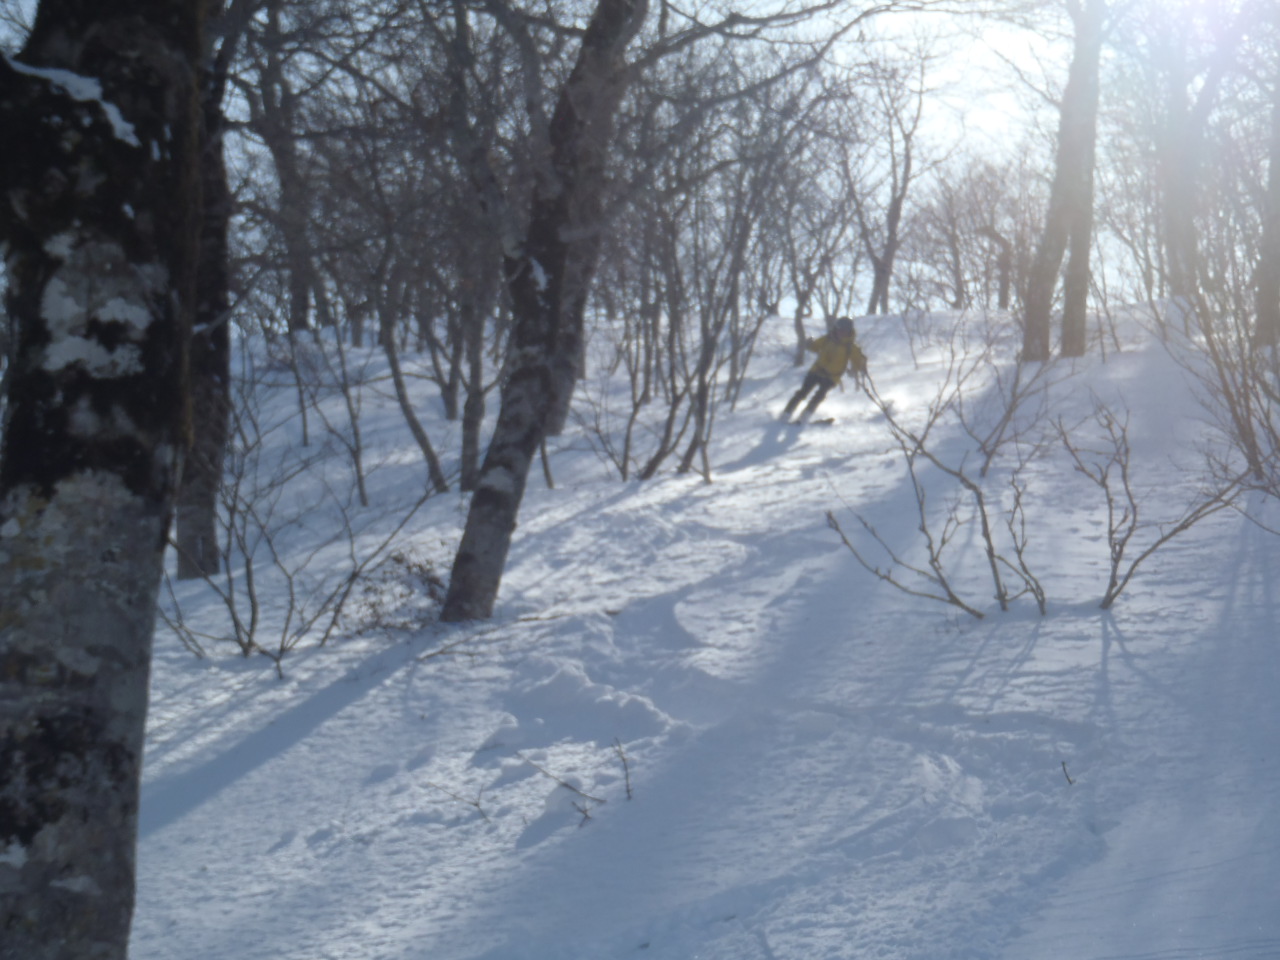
[784, 372, 835, 417]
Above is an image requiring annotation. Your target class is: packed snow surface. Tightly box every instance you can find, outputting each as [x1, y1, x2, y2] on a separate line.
[133, 312, 1280, 960]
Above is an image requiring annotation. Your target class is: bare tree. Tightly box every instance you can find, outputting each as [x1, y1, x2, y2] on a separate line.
[581, 55, 847, 480]
[773, 92, 861, 362]
[1058, 403, 1242, 609]
[242, 0, 316, 336]
[439, 0, 651, 621]
[176, 0, 258, 579]
[1022, 0, 1107, 361]
[853, 48, 931, 316]
[905, 154, 1040, 314]
[1132, 0, 1249, 304]
[0, 1, 203, 955]
[441, 2, 937, 620]
[1255, 27, 1280, 347]
[1131, 8, 1280, 487]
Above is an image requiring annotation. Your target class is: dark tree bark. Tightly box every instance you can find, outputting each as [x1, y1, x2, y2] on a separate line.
[176, 0, 251, 579]
[1060, 148, 1097, 357]
[441, 0, 649, 622]
[379, 273, 449, 494]
[854, 57, 924, 317]
[256, 0, 313, 335]
[1022, 0, 1105, 362]
[862, 152, 911, 316]
[0, 2, 203, 957]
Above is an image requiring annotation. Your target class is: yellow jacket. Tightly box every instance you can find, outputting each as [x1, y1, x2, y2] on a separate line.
[807, 334, 867, 383]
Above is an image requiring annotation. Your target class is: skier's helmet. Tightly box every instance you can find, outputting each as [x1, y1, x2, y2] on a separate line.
[835, 317, 855, 336]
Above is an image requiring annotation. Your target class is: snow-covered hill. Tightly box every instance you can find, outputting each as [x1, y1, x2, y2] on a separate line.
[132, 311, 1280, 960]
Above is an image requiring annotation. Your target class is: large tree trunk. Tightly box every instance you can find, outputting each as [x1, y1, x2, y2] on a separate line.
[0, 2, 203, 957]
[1060, 151, 1097, 357]
[1022, 0, 1104, 363]
[1155, 11, 1242, 306]
[176, 0, 244, 579]
[259, 0, 312, 336]
[459, 297, 486, 492]
[1256, 67, 1280, 347]
[865, 153, 910, 316]
[441, 0, 649, 622]
[1158, 34, 1200, 303]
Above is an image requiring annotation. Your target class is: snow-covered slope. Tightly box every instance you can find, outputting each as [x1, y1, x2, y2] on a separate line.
[132, 312, 1280, 960]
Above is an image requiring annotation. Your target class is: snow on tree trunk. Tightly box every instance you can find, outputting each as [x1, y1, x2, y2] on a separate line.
[460, 302, 486, 492]
[441, 0, 649, 622]
[0, 3, 202, 957]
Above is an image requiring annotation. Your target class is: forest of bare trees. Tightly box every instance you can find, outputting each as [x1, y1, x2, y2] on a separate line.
[3, 0, 1280, 955]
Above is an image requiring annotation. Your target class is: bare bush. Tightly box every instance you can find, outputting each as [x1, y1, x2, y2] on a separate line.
[829, 322, 1052, 618]
[158, 342, 436, 676]
[1058, 400, 1242, 609]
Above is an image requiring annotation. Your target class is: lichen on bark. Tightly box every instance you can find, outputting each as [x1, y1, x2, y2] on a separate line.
[0, 3, 204, 958]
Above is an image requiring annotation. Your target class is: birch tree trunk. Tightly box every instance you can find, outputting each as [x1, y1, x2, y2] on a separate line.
[459, 297, 487, 492]
[1022, 0, 1104, 362]
[440, 0, 649, 621]
[0, 2, 202, 956]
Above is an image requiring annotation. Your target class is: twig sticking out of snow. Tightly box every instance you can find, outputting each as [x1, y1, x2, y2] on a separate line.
[613, 738, 633, 800]
[517, 753, 607, 806]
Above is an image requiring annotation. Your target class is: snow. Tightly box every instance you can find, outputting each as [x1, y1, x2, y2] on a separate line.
[479, 465, 519, 495]
[51, 875, 102, 896]
[3, 55, 141, 147]
[0, 842, 27, 869]
[37, 243, 163, 376]
[44, 233, 76, 259]
[133, 310, 1280, 960]
[530, 258, 549, 292]
[42, 336, 142, 376]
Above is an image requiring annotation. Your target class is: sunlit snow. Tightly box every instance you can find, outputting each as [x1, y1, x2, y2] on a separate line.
[134, 310, 1280, 960]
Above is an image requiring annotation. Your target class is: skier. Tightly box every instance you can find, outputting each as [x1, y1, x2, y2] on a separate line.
[781, 316, 867, 422]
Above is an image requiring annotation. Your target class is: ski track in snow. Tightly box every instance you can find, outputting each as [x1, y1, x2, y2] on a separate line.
[132, 315, 1280, 960]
